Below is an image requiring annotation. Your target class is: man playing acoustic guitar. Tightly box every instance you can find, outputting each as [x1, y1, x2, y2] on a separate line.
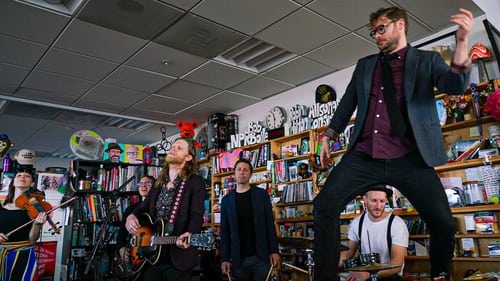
[125, 138, 206, 281]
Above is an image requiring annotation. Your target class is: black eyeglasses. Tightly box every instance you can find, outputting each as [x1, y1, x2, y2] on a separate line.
[370, 20, 397, 38]
[138, 182, 153, 187]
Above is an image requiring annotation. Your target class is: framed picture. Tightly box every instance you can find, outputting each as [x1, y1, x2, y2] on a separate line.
[300, 137, 310, 155]
[38, 173, 64, 193]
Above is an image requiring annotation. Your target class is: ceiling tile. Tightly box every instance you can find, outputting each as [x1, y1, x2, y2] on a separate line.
[307, 0, 388, 30]
[395, 0, 484, 31]
[119, 123, 166, 144]
[126, 42, 208, 77]
[38, 47, 119, 81]
[158, 0, 201, 11]
[77, 0, 184, 40]
[22, 70, 95, 96]
[55, 19, 146, 63]
[54, 111, 109, 127]
[0, 1, 70, 45]
[156, 80, 221, 102]
[82, 84, 150, 106]
[102, 66, 175, 93]
[0, 63, 31, 93]
[229, 76, 294, 99]
[136, 95, 193, 113]
[72, 99, 127, 114]
[200, 91, 260, 112]
[174, 104, 221, 124]
[31, 120, 75, 142]
[0, 34, 47, 68]
[14, 87, 79, 104]
[182, 61, 255, 89]
[292, 0, 313, 5]
[122, 107, 175, 123]
[154, 13, 247, 59]
[1, 101, 63, 120]
[192, 0, 299, 35]
[256, 8, 347, 55]
[0, 114, 51, 149]
[264, 57, 334, 85]
[306, 34, 378, 70]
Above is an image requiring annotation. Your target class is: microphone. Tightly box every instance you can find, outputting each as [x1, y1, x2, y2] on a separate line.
[110, 176, 136, 199]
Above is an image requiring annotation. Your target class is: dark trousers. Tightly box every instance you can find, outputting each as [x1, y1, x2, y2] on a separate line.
[143, 261, 193, 281]
[313, 151, 455, 281]
[234, 256, 271, 281]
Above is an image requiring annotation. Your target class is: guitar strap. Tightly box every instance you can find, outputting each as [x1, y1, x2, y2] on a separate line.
[164, 179, 187, 235]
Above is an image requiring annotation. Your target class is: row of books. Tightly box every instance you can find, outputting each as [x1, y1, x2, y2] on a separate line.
[72, 194, 139, 223]
[70, 223, 119, 247]
[211, 144, 271, 174]
[240, 143, 271, 168]
[86, 165, 161, 192]
[279, 181, 314, 203]
[270, 159, 311, 184]
[403, 218, 429, 235]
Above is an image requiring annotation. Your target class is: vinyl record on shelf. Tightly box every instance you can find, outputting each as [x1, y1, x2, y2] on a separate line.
[69, 130, 104, 160]
[315, 84, 336, 103]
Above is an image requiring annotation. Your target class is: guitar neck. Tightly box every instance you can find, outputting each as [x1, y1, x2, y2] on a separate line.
[153, 235, 180, 245]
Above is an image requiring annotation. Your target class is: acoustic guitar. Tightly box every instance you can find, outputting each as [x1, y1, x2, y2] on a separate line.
[113, 213, 215, 281]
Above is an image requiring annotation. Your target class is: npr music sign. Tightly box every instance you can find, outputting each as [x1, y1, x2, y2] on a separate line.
[230, 121, 268, 148]
[230, 100, 338, 148]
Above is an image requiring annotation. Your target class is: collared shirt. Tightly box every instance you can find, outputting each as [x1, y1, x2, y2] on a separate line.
[355, 46, 416, 159]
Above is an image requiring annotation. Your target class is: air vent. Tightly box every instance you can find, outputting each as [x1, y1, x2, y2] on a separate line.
[15, 0, 85, 15]
[103, 117, 153, 131]
[215, 38, 296, 73]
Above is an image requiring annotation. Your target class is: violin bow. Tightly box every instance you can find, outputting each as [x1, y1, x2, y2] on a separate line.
[6, 196, 77, 237]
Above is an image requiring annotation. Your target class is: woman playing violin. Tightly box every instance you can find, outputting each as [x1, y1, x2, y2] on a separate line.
[0, 168, 47, 281]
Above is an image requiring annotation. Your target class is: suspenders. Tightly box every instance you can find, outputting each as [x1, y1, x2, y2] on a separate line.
[357, 212, 396, 258]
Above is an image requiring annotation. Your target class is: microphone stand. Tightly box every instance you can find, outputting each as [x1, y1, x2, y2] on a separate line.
[83, 176, 136, 279]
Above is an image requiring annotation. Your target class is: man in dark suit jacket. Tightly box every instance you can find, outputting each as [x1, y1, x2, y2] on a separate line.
[220, 158, 280, 281]
[126, 138, 205, 281]
[314, 7, 474, 281]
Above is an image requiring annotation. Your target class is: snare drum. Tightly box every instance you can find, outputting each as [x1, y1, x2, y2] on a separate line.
[359, 253, 380, 265]
[343, 258, 359, 270]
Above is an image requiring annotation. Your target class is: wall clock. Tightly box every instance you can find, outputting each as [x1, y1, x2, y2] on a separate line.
[266, 106, 286, 129]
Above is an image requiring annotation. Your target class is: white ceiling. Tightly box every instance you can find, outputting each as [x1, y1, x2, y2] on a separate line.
[0, 0, 485, 161]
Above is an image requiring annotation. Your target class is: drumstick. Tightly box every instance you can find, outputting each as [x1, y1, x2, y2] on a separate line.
[283, 262, 308, 274]
[265, 256, 273, 281]
[367, 229, 372, 254]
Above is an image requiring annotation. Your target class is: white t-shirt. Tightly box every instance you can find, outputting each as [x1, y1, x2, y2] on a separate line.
[347, 212, 409, 264]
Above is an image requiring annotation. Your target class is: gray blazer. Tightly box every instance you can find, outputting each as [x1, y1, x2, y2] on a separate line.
[328, 45, 469, 167]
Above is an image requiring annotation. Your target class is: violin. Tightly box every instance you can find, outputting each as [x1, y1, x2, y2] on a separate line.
[15, 189, 61, 234]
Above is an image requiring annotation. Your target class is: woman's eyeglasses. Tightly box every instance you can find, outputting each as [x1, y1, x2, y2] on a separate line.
[370, 20, 397, 38]
[138, 182, 153, 187]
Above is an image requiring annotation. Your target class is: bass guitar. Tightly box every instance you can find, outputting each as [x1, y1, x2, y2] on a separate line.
[113, 213, 215, 281]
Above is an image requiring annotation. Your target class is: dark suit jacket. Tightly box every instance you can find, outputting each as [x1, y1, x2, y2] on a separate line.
[220, 186, 279, 268]
[328, 45, 469, 167]
[132, 174, 205, 271]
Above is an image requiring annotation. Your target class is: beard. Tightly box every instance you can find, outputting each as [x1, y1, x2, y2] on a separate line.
[378, 33, 399, 53]
[166, 154, 182, 164]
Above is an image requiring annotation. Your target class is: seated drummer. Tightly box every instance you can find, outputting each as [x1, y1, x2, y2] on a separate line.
[340, 185, 409, 281]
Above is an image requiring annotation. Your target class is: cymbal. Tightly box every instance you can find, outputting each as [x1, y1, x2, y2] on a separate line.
[348, 262, 400, 272]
